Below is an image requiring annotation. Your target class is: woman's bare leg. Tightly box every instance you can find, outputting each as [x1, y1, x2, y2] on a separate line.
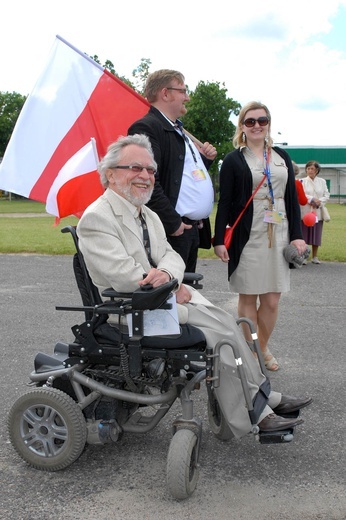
[238, 292, 281, 370]
[312, 245, 319, 258]
[257, 292, 281, 370]
[238, 294, 259, 342]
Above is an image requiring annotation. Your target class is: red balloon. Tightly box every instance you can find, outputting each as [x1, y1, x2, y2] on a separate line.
[303, 212, 317, 227]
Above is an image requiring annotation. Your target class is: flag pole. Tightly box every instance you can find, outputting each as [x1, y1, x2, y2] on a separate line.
[56, 35, 104, 72]
[183, 129, 204, 148]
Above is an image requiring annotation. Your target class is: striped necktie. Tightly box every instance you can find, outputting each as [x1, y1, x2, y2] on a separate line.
[139, 213, 157, 267]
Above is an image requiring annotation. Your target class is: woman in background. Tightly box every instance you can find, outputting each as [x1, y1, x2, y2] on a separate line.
[300, 160, 330, 264]
[214, 101, 306, 371]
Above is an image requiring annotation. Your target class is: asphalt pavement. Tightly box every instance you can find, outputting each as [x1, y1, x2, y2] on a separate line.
[0, 253, 345, 520]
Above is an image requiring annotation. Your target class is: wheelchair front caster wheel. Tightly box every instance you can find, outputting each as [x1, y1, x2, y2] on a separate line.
[166, 429, 199, 500]
[8, 387, 87, 471]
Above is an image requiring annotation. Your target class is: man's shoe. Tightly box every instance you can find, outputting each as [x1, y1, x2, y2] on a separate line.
[258, 413, 304, 432]
[273, 395, 313, 415]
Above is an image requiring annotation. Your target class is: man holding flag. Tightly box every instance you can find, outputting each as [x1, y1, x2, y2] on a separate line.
[128, 69, 217, 273]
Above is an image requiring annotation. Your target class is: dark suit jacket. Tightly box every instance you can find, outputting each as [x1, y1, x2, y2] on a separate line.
[214, 147, 303, 278]
[128, 106, 213, 237]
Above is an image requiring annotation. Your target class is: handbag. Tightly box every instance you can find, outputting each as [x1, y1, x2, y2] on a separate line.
[321, 204, 331, 222]
[216, 174, 266, 249]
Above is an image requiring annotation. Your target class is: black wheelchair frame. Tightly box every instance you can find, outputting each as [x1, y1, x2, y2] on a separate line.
[7, 226, 297, 500]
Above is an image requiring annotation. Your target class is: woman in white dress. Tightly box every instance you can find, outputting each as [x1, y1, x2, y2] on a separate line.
[213, 101, 307, 371]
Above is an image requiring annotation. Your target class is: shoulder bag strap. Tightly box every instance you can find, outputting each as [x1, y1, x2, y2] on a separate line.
[231, 173, 266, 231]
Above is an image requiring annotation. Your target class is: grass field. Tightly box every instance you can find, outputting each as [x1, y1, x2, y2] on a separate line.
[0, 199, 345, 261]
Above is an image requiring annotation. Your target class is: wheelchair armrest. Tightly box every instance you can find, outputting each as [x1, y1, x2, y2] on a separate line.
[183, 272, 204, 290]
[102, 287, 134, 299]
[132, 278, 179, 310]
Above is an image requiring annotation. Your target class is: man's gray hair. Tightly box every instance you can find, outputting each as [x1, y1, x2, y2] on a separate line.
[98, 134, 156, 187]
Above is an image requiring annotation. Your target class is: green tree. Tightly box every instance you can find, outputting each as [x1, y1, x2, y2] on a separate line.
[89, 54, 135, 89]
[132, 58, 152, 95]
[181, 81, 241, 193]
[0, 91, 26, 157]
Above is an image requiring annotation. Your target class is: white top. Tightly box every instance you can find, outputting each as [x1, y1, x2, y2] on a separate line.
[174, 127, 214, 220]
[300, 176, 330, 220]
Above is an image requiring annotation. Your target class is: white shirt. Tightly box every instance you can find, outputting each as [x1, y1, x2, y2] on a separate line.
[174, 125, 214, 220]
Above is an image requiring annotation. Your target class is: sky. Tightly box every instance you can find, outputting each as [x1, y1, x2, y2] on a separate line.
[1, 0, 346, 148]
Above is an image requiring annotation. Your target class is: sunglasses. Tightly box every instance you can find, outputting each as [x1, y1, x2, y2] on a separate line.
[243, 116, 270, 128]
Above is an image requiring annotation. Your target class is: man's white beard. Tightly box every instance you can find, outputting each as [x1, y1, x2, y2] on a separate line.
[116, 182, 153, 207]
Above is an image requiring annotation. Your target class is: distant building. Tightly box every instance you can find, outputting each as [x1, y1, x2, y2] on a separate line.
[284, 146, 346, 201]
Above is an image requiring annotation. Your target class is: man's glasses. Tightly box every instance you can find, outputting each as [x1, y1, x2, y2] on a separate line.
[166, 87, 188, 95]
[111, 165, 157, 175]
[243, 116, 270, 128]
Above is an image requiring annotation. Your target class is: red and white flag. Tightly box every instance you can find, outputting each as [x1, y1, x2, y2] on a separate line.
[0, 35, 149, 219]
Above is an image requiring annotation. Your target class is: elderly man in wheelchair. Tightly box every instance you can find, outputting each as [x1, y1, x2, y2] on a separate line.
[8, 134, 312, 500]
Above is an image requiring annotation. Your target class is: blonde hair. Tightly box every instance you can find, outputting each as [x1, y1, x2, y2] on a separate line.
[233, 101, 273, 149]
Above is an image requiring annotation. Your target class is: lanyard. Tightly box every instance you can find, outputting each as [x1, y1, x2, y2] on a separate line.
[263, 148, 275, 206]
[175, 120, 198, 165]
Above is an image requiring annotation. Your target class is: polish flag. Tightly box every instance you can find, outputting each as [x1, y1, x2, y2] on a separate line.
[45, 139, 99, 219]
[0, 35, 149, 219]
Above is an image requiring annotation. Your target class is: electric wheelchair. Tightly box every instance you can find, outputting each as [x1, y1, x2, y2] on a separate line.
[8, 226, 298, 500]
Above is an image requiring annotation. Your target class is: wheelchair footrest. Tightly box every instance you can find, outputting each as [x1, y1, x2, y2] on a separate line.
[258, 410, 300, 444]
[259, 429, 295, 444]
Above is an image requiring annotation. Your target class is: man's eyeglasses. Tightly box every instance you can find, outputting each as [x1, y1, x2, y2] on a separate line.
[242, 116, 270, 128]
[111, 165, 157, 175]
[166, 87, 188, 95]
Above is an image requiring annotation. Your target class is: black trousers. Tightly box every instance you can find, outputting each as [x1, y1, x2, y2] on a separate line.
[168, 223, 200, 273]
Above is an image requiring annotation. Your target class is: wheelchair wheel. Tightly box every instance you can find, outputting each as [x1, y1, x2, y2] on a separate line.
[8, 387, 87, 471]
[166, 429, 199, 500]
[207, 394, 233, 441]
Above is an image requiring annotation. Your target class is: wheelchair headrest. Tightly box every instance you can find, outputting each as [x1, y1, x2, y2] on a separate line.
[132, 278, 179, 310]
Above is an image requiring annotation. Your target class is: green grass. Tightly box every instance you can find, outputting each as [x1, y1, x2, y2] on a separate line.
[0, 216, 79, 254]
[0, 199, 47, 213]
[0, 200, 78, 254]
[0, 199, 345, 261]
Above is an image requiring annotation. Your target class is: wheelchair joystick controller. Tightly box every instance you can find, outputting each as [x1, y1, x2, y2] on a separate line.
[141, 273, 153, 290]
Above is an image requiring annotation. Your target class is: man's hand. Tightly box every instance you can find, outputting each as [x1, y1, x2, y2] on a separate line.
[175, 284, 192, 304]
[170, 221, 192, 237]
[200, 141, 217, 160]
[138, 268, 170, 288]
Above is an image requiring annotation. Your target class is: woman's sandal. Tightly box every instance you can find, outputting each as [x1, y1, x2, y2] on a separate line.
[263, 348, 279, 371]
